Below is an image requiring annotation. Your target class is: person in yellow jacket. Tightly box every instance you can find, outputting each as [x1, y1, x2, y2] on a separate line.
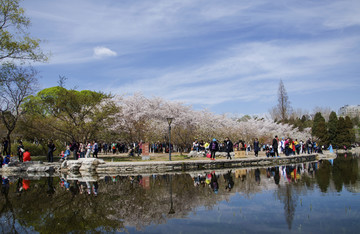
[294, 139, 300, 155]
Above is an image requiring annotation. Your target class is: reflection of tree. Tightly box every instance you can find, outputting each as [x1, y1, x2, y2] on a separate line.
[315, 160, 332, 193]
[277, 183, 298, 230]
[332, 156, 359, 192]
[0, 159, 359, 232]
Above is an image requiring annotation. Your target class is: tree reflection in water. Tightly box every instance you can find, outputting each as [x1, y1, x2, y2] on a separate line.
[0, 153, 359, 233]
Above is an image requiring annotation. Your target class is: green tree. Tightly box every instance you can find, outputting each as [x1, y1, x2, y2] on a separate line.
[21, 86, 118, 143]
[327, 111, 338, 145]
[336, 117, 350, 148]
[0, 0, 47, 62]
[0, 62, 38, 154]
[345, 116, 355, 145]
[312, 112, 328, 145]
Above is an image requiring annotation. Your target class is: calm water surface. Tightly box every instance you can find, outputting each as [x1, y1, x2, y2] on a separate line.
[1, 154, 359, 233]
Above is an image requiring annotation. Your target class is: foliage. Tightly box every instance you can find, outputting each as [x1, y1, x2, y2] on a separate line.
[327, 111, 338, 145]
[0, 0, 47, 62]
[111, 93, 311, 150]
[311, 112, 328, 145]
[21, 86, 117, 143]
[0, 62, 38, 155]
[345, 116, 355, 144]
[336, 117, 350, 148]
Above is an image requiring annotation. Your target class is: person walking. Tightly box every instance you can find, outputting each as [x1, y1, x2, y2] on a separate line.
[209, 138, 219, 161]
[224, 137, 233, 160]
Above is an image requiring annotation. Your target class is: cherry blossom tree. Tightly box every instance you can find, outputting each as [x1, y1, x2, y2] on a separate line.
[111, 93, 311, 150]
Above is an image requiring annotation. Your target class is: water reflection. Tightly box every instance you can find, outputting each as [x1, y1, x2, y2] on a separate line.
[0, 154, 359, 233]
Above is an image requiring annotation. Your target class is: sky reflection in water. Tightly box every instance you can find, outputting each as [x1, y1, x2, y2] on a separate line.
[0, 154, 359, 233]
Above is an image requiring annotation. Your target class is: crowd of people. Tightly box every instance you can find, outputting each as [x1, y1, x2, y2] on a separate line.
[258, 136, 324, 157]
[191, 135, 331, 160]
[0, 134, 339, 165]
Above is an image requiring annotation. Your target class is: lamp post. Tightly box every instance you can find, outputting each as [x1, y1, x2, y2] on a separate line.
[166, 117, 173, 161]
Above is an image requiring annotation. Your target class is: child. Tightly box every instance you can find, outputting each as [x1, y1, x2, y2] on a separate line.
[61, 146, 71, 161]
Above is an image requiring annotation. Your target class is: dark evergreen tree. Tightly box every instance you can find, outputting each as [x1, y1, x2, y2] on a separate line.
[336, 117, 350, 148]
[345, 116, 355, 145]
[312, 112, 328, 145]
[327, 111, 338, 145]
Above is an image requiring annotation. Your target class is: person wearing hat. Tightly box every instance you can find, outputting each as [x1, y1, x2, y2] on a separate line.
[209, 138, 219, 160]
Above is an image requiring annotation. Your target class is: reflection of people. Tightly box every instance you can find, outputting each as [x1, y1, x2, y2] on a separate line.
[255, 168, 261, 185]
[22, 179, 30, 191]
[16, 178, 23, 196]
[224, 170, 234, 191]
[210, 172, 219, 193]
[1, 176, 10, 196]
[47, 177, 55, 196]
[274, 167, 280, 185]
[69, 180, 79, 196]
[92, 182, 98, 196]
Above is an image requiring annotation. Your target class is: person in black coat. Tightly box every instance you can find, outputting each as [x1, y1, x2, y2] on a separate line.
[272, 136, 279, 157]
[47, 140, 56, 163]
[224, 137, 233, 160]
[254, 138, 260, 157]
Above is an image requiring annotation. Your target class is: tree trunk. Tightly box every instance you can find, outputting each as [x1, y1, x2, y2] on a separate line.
[6, 132, 11, 156]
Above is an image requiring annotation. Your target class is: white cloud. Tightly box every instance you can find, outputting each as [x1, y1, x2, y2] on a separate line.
[93, 46, 117, 58]
[107, 37, 359, 106]
[23, 0, 360, 113]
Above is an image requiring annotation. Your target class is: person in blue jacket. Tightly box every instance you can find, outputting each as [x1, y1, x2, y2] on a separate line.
[327, 144, 334, 153]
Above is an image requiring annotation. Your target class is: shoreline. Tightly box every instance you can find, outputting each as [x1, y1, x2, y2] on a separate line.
[0, 153, 338, 178]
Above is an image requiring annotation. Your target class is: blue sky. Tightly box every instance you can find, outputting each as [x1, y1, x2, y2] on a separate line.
[23, 0, 360, 115]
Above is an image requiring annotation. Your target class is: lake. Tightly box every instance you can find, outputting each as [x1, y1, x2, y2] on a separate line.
[1, 153, 359, 233]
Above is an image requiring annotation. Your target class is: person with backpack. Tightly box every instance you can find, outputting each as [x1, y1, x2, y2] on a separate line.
[209, 138, 219, 161]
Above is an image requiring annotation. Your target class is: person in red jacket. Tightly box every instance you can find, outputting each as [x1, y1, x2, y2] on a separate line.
[23, 149, 31, 162]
